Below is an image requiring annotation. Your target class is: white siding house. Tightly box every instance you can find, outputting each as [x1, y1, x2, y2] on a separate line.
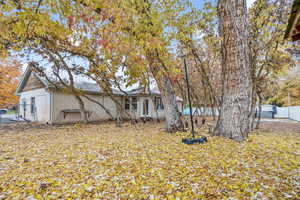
[18, 88, 51, 123]
[16, 67, 183, 124]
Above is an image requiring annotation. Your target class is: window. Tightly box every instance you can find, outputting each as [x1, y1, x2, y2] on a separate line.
[125, 97, 137, 110]
[155, 97, 164, 110]
[131, 97, 137, 110]
[125, 98, 130, 110]
[31, 97, 35, 114]
[22, 99, 26, 110]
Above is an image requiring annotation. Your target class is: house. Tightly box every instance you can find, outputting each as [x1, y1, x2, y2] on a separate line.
[15, 66, 183, 124]
[285, 0, 300, 41]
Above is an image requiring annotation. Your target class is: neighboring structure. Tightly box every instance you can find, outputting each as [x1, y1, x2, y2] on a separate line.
[15, 67, 182, 124]
[285, 0, 300, 41]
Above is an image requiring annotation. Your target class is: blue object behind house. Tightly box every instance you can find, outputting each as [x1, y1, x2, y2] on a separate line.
[183, 107, 199, 116]
[183, 108, 191, 116]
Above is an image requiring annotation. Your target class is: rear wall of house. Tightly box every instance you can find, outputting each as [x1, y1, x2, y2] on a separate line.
[52, 93, 120, 124]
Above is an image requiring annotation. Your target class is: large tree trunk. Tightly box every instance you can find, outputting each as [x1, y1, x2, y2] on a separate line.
[155, 74, 184, 132]
[146, 50, 184, 133]
[214, 0, 252, 142]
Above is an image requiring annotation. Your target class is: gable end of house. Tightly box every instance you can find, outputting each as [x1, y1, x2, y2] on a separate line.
[15, 66, 47, 95]
[22, 72, 45, 92]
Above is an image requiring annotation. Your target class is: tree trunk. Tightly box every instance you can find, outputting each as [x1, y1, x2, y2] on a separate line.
[214, 0, 252, 142]
[255, 93, 263, 129]
[155, 74, 184, 132]
[116, 102, 123, 127]
[74, 95, 88, 124]
[249, 102, 256, 131]
[146, 50, 184, 133]
[151, 97, 160, 123]
[211, 106, 216, 121]
[249, 89, 257, 130]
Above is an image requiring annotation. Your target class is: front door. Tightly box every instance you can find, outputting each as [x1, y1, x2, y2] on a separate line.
[142, 99, 149, 116]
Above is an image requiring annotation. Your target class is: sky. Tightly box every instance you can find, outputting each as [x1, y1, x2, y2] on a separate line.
[246, 0, 256, 8]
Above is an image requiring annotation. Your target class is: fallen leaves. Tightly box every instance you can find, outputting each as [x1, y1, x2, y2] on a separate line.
[0, 122, 299, 199]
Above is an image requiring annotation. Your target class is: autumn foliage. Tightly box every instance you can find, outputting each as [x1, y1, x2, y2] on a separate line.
[0, 122, 299, 199]
[268, 76, 300, 106]
[0, 59, 21, 108]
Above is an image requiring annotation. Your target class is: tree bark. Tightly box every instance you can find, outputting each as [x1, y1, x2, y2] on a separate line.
[115, 102, 123, 127]
[155, 74, 184, 132]
[255, 92, 263, 129]
[74, 95, 88, 124]
[146, 50, 184, 133]
[249, 89, 257, 130]
[151, 97, 160, 123]
[214, 0, 252, 142]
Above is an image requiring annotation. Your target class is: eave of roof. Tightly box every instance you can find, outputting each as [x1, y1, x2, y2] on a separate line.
[285, 0, 300, 40]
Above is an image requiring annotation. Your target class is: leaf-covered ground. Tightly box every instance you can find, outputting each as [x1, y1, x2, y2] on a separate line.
[0, 122, 299, 199]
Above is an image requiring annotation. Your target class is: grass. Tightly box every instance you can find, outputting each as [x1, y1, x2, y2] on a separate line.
[8, 110, 16, 114]
[0, 122, 299, 199]
[4, 110, 16, 115]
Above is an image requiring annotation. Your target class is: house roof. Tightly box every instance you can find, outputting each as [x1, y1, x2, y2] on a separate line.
[127, 86, 160, 95]
[126, 86, 183, 101]
[74, 82, 123, 95]
[15, 66, 122, 95]
[16, 65, 183, 101]
[285, 0, 300, 40]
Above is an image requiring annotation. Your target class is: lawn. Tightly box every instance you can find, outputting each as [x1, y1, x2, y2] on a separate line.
[0, 122, 299, 199]
[6, 110, 16, 115]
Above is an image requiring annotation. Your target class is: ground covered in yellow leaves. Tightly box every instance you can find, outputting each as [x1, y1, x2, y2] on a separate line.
[0, 122, 299, 199]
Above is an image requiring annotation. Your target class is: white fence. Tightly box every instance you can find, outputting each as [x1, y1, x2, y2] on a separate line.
[289, 106, 300, 122]
[184, 105, 300, 122]
[275, 107, 289, 118]
[183, 107, 219, 116]
[273, 106, 300, 121]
